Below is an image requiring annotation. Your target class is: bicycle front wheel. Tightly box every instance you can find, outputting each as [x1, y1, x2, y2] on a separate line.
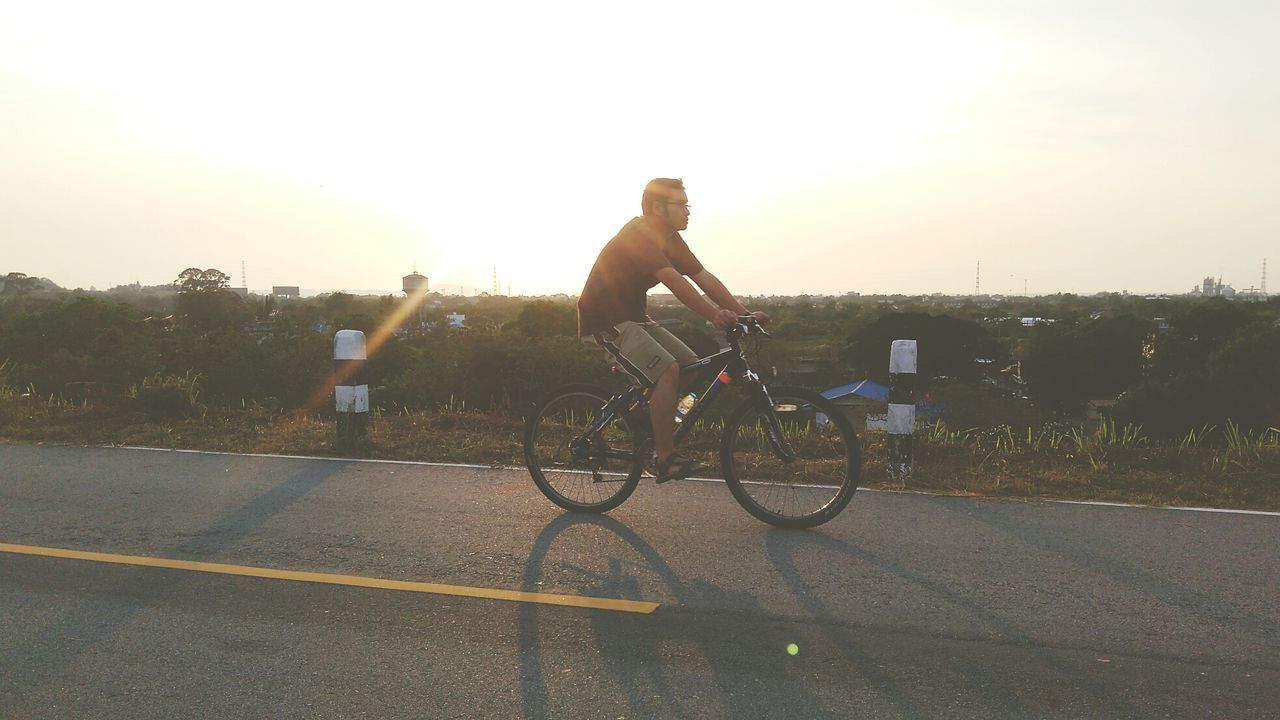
[721, 386, 861, 528]
[525, 384, 643, 513]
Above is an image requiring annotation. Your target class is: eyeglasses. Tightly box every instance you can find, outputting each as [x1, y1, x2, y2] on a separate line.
[666, 202, 691, 210]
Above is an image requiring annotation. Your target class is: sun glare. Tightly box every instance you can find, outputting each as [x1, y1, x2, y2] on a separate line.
[3, 1, 1009, 294]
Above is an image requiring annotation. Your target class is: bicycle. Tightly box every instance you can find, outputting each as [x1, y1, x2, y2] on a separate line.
[524, 316, 861, 528]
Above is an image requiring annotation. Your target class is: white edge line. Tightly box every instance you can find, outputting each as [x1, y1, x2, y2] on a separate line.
[115, 445, 1280, 518]
[856, 488, 1280, 517]
[1041, 498, 1280, 517]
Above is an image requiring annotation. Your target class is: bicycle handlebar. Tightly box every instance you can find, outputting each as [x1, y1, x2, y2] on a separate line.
[728, 315, 770, 338]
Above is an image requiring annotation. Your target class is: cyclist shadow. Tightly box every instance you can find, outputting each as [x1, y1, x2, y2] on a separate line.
[517, 513, 836, 720]
[762, 523, 1138, 718]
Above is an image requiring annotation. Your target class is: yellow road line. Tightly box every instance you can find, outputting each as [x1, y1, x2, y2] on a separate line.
[0, 542, 658, 615]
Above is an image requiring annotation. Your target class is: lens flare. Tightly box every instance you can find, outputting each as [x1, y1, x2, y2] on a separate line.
[302, 284, 432, 414]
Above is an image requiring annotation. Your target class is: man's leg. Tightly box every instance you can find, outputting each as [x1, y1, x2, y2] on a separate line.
[649, 360, 681, 465]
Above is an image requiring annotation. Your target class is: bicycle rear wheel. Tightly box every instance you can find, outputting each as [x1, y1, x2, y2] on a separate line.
[525, 384, 643, 513]
[720, 386, 861, 528]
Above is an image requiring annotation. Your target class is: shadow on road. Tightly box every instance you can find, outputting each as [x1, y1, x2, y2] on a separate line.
[762, 512, 1139, 718]
[516, 512, 836, 719]
[0, 459, 350, 702]
[960, 501, 1280, 648]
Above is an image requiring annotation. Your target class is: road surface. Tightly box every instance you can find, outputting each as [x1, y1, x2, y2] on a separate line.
[1, 444, 1276, 718]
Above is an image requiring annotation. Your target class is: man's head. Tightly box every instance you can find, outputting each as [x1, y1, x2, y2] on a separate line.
[641, 178, 690, 232]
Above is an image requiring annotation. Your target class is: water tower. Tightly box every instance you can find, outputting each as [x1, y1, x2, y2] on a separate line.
[402, 271, 430, 332]
[403, 271, 429, 296]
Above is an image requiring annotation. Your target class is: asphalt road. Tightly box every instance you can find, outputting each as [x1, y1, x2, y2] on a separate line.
[1, 444, 1276, 719]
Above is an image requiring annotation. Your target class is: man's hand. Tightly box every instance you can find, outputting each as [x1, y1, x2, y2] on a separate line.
[712, 308, 738, 330]
[749, 310, 772, 326]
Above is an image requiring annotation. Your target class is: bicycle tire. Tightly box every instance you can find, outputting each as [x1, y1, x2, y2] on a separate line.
[720, 385, 861, 528]
[525, 383, 643, 513]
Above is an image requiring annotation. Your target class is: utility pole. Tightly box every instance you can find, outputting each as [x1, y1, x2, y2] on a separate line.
[974, 261, 981, 296]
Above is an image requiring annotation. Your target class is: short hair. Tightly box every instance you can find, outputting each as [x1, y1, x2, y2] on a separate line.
[641, 178, 685, 216]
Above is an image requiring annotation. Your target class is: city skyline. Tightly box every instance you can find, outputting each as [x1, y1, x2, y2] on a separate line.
[8, 263, 1269, 301]
[3, 2, 1277, 297]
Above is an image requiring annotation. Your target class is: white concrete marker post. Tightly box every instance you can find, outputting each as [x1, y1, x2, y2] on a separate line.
[888, 339, 917, 480]
[334, 330, 369, 453]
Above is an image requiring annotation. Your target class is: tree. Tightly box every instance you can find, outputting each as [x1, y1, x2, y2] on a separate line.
[1152, 298, 1257, 377]
[1022, 315, 1155, 416]
[1207, 324, 1280, 430]
[512, 300, 577, 337]
[174, 268, 231, 294]
[1073, 315, 1155, 396]
[172, 268, 248, 334]
[0, 296, 160, 394]
[320, 292, 358, 321]
[2, 272, 42, 296]
[1022, 322, 1087, 415]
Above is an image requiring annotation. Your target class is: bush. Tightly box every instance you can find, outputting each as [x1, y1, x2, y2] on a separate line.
[128, 372, 203, 419]
[378, 330, 613, 414]
[1112, 374, 1227, 440]
[931, 382, 1044, 430]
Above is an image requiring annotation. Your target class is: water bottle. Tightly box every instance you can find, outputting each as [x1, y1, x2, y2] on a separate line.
[674, 392, 697, 423]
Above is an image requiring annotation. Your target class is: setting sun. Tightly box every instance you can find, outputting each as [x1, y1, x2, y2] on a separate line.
[3, 1, 1275, 295]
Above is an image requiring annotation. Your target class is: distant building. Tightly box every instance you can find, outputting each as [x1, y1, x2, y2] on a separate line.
[402, 272, 429, 295]
[446, 313, 466, 329]
[272, 286, 300, 298]
[1192, 276, 1235, 298]
[229, 287, 249, 299]
[1020, 317, 1055, 326]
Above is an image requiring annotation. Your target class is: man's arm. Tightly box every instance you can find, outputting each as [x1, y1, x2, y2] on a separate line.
[689, 269, 749, 315]
[656, 268, 738, 329]
[689, 268, 773, 327]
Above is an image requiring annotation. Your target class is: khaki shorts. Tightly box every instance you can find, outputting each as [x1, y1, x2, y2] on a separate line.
[583, 321, 696, 388]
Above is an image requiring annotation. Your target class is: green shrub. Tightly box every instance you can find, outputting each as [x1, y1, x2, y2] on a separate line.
[128, 371, 203, 419]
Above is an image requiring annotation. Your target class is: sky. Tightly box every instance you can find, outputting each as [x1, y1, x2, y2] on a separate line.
[1, 0, 1276, 297]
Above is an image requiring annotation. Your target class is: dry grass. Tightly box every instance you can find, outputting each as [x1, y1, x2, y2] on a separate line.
[2, 396, 1277, 512]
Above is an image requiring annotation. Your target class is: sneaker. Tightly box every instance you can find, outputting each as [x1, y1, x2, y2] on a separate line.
[655, 452, 710, 484]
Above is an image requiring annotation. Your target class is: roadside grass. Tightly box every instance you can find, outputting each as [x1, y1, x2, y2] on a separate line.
[1, 395, 1277, 512]
[902, 420, 1280, 510]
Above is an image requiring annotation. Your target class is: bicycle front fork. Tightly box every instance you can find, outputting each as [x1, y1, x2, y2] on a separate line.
[755, 385, 798, 463]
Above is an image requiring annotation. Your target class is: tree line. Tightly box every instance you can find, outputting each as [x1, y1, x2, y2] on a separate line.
[2, 269, 1277, 436]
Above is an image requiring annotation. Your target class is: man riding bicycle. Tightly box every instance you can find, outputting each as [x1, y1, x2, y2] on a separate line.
[577, 178, 770, 482]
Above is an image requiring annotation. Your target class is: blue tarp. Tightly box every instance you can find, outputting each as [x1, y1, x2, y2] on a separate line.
[822, 379, 946, 420]
[821, 379, 889, 402]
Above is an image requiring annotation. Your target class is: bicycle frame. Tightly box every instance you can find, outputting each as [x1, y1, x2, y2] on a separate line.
[570, 321, 797, 465]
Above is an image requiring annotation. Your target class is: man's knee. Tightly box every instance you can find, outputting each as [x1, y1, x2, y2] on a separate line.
[656, 359, 680, 385]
